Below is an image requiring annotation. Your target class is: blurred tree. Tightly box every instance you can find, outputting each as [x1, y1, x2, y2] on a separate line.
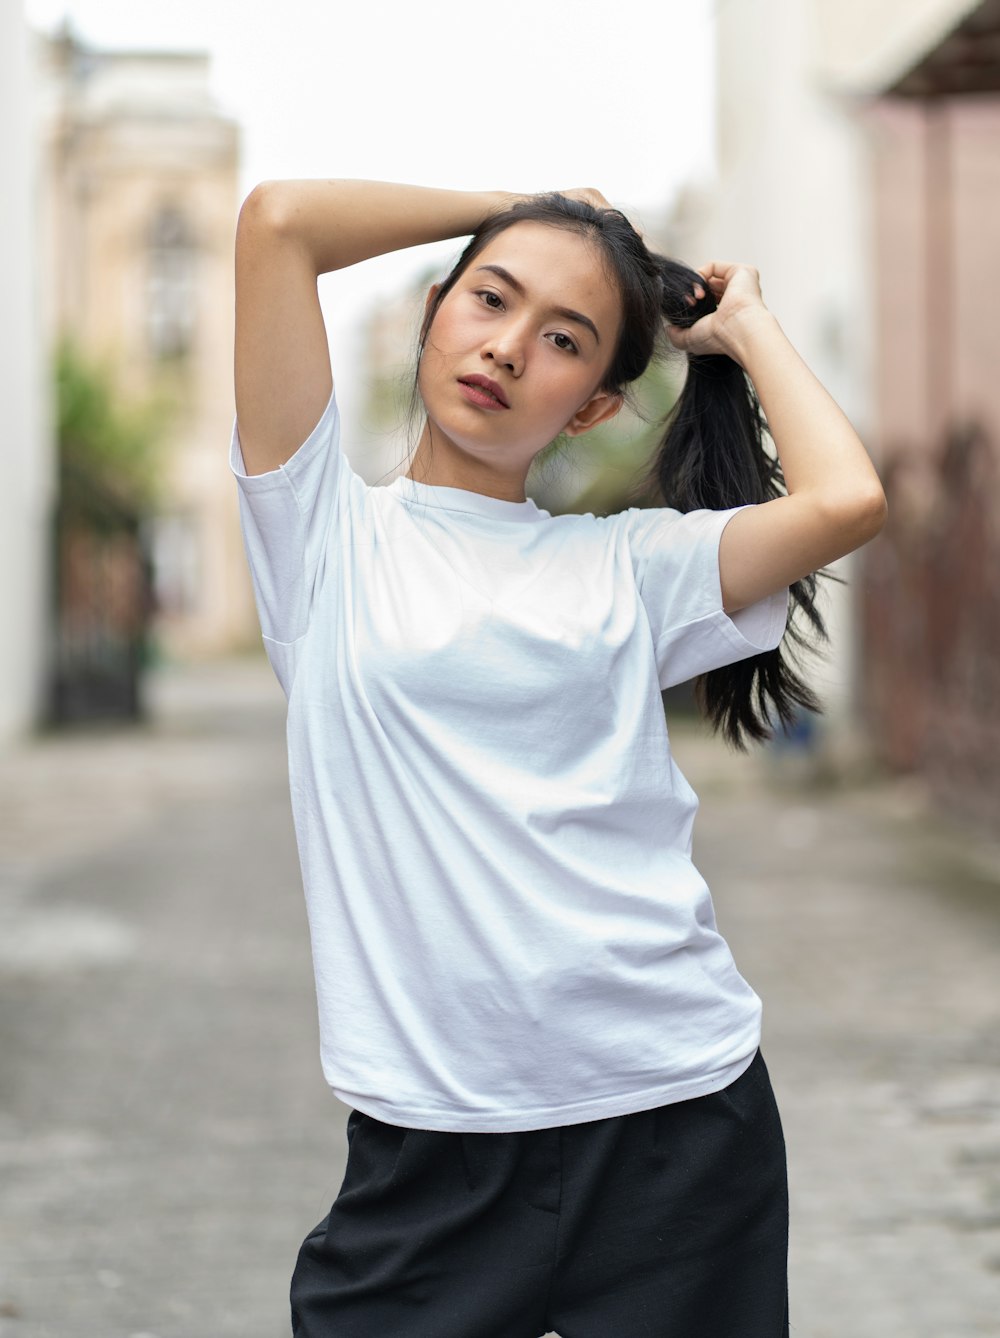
[49, 335, 176, 723]
[530, 357, 682, 517]
[54, 334, 173, 526]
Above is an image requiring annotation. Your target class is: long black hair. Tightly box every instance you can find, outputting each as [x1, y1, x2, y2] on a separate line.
[411, 192, 837, 751]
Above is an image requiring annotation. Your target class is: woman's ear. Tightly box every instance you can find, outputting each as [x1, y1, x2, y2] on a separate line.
[562, 390, 624, 438]
[419, 282, 443, 342]
[423, 282, 442, 321]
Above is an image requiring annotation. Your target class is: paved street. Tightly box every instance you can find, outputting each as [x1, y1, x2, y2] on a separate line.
[1, 653, 998, 1337]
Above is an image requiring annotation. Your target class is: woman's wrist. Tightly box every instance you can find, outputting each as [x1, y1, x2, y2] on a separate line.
[480, 189, 532, 221]
[719, 307, 783, 371]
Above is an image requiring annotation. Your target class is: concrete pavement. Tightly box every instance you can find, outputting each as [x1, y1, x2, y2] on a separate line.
[0, 652, 998, 1336]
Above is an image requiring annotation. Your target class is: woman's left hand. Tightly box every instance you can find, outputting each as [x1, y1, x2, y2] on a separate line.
[664, 261, 772, 361]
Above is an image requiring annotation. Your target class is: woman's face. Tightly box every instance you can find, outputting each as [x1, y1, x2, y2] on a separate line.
[417, 221, 624, 481]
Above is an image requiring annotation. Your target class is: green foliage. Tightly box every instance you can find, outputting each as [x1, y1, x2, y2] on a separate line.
[529, 357, 682, 516]
[54, 334, 173, 525]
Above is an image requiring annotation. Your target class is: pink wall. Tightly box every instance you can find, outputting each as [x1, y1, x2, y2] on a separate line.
[860, 94, 1000, 824]
[951, 100, 1000, 425]
[869, 96, 1000, 458]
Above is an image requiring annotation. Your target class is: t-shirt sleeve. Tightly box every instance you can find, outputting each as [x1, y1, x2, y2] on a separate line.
[624, 503, 790, 690]
[228, 382, 350, 651]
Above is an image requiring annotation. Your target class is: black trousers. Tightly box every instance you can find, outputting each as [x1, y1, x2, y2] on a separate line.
[290, 1049, 789, 1337]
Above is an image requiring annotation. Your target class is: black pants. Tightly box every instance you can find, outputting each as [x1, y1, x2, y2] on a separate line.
[290, 1049, 789, 1337]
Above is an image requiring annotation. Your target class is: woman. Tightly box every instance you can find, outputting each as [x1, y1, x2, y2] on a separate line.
[230, 180, 887, 1337]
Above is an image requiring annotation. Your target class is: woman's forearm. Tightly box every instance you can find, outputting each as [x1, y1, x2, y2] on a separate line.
[727, 308, 885, 514]
[246, 178, 517, 275]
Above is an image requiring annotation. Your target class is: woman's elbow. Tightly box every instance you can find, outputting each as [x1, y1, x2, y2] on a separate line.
[238, 181, 290, 234]
[823, 485, 888, 552]
[855, 485, 888, 541]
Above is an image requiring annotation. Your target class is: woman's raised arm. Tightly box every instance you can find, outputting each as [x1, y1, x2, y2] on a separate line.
[233, 180, 514, 476]
[666, 261, 888, 612]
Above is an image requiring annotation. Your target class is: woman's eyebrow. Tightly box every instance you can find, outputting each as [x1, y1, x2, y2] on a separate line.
[473, 264, 601, 345]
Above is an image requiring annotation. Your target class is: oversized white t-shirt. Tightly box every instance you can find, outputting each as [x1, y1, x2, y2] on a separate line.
[229, 383, 789, 1132]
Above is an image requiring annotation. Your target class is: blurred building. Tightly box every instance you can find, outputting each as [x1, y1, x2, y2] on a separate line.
[855, 2, 1000, 824]
[674, 0, 1000, 815]
[0, 4, 54, 744]
[34, 23, 259, 663]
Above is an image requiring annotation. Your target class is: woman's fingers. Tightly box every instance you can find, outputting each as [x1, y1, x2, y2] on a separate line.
[697, 260, 740, 279]
[560, 186, 614, 211]
[666, 261, 769, 359]
[692, 263, 766, 314]
[697, 261, 755, 287]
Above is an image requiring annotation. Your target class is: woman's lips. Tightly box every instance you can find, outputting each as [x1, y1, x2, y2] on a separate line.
[457, 377, 510, 410]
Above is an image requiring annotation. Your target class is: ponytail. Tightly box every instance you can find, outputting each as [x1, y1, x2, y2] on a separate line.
[636, 255, 840, 751]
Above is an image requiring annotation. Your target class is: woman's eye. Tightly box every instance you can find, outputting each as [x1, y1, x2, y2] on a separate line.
[549, 332, 579, 354]
[477, 290, 504, 309]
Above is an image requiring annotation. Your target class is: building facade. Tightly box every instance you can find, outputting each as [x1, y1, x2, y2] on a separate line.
[35, 24, 259, 663]
[853, 1, 1000, 823]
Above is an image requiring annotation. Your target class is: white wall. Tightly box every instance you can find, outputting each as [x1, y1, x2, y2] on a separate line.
[685, 0, 877, 734]
[0, 7, 54, 743]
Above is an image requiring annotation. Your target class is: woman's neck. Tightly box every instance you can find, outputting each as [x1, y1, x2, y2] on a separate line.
[406, 422, 530, 503]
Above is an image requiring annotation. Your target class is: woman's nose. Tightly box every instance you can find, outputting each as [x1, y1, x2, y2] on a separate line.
[481, 322, 525, 376]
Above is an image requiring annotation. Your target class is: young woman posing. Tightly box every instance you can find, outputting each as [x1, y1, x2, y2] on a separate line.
[231, 179, 887, 1337]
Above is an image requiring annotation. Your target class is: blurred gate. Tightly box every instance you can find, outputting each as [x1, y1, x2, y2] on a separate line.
[48, 491, 156, 724]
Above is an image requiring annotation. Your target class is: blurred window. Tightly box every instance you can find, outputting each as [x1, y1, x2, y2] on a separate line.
[147, 205, 196, 360]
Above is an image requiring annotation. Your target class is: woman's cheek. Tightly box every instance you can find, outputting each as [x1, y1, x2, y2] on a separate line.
[424, 306, 472, 358]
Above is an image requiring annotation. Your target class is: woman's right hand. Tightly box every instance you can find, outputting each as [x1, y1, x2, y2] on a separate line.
[665, 261, 772, 362]
[558, 187, 615, 211]
[491, 186, 617, 215]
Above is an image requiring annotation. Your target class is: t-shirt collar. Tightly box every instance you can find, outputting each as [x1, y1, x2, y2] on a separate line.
[388, 474, 547, 524]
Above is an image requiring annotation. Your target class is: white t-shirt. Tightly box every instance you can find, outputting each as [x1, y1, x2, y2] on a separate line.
[229, 383, 789, 1132]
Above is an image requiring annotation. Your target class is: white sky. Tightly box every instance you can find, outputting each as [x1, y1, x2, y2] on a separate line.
[24, 0, 717, 446]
